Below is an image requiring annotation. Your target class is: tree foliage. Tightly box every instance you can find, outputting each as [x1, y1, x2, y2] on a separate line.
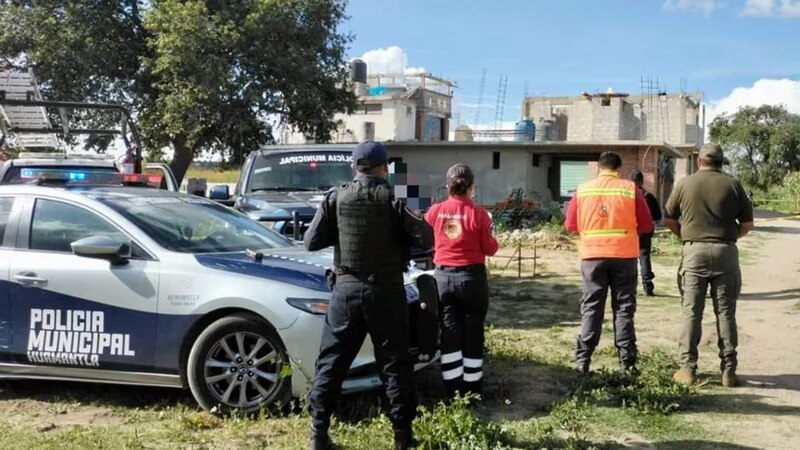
[709, 104, 800, 190]
[0, 0, 356, 183]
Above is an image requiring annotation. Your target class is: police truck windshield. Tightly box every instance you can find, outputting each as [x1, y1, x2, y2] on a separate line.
[249, 152, 353, 192]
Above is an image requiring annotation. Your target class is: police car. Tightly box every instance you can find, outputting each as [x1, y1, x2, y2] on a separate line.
[0, 171, 438, 413]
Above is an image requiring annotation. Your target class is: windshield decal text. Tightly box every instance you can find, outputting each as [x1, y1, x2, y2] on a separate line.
[26, 309, 135, 367]
[278, 154, 352, 165]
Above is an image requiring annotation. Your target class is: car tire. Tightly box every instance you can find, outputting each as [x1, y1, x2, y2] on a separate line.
[187, 313, 291, 415]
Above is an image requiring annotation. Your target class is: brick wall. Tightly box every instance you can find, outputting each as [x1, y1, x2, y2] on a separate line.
[584, 147, 668, 201]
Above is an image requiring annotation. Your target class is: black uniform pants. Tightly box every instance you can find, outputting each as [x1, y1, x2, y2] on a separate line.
[307, 279, 416, 432]
[575, 258, 638, 368]
[639, 233, 655, 285]
[435, 265, 490, 397]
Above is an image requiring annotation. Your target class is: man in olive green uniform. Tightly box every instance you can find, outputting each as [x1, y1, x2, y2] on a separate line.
[664, 144, 754, 387]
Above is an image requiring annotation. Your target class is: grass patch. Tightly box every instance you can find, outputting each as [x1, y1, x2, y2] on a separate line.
[185, 167, 241, 183]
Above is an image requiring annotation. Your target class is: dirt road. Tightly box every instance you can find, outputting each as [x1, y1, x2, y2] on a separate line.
[685, 219, 800, 449]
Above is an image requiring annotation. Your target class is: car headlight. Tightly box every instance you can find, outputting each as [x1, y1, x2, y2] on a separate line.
[286, 297, 329, 315]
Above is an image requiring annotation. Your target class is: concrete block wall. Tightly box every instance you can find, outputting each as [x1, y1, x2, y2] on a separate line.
[589, 98, 624, 141]
[567, 100, 593, 141]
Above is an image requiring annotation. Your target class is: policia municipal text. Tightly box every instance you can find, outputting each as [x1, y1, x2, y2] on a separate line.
[304, 141, 434, 450]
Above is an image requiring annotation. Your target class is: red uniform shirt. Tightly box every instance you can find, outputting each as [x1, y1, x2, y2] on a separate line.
[425, 196, 499, 267]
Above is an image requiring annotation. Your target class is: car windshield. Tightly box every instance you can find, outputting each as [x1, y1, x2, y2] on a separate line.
[248, 151, 353, 192]
[102, 195, 292, 253]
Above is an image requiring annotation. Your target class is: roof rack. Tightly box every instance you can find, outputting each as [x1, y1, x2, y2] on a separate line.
[1, 69, 144, 172]
[16, 152, 116, 160]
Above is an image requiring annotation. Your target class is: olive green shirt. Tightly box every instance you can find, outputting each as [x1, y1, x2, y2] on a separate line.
[664, 169, 754, 243]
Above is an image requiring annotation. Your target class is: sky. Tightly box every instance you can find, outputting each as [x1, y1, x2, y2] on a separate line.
[344, 0, 800, 128]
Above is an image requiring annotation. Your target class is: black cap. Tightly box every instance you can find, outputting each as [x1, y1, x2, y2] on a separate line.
[353, 141, 388, 170]
[630, 169, 644, 184]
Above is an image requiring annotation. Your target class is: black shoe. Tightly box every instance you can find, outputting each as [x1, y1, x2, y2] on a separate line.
[394, 428, 419, 450]
[309, 430, 338, 450]
[576, 362, 590, 375]
[619, 363, 640, 376]
[644, 282, 655, 297]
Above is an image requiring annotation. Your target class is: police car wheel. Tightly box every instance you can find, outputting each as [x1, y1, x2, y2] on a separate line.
[187, 313, 291, 414]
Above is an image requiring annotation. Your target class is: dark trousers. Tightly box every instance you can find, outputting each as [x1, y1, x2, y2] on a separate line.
[678, 242, 741, 372]
[308, 280, 416, 432]
[435, 265, 489, 398]
[639, 233, 655, 285]
[575, 258, 638, 368]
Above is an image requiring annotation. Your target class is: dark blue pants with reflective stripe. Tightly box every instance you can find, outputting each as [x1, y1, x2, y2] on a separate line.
[308, 280, 416, 431]
[435, 265, 489, 398]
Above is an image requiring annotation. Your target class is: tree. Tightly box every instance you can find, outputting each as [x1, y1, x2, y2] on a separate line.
[709, 105, 800, 190]
[0, 0, 356, 183]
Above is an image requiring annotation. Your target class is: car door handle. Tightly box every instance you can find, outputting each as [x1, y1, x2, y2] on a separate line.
[14, 272, 48, 287]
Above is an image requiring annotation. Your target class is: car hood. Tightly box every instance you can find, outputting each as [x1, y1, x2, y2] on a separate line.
[196, 247, 429, 293]
[239, 191, 325, 217]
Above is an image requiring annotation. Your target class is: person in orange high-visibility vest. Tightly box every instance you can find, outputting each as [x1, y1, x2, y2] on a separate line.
[564, 152, 654, 374]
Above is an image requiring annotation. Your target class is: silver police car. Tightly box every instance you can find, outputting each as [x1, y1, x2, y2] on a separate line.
[0, 175, 438, 413]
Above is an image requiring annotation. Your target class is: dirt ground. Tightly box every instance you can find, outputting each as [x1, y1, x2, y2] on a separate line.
[0, 215, 799, 449]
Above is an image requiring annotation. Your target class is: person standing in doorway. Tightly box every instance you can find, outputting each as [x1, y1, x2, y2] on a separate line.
[565, 152, 654, 374]
[630, 170, 662, 296]
[304, 141, 434, 450]
[425, 164, 499, 399]
[664, 144, 753, 388]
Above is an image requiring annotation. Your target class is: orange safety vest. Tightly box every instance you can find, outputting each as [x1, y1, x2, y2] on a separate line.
[576, 172, 639, 259]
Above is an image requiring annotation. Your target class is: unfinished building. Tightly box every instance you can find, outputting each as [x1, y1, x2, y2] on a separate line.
[283, 60, 455, 144]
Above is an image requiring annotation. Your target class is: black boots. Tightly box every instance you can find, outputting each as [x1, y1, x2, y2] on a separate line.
[644, 281, 655, 297]
[309, 428, 338, 450]
[394, 428, 418, 450]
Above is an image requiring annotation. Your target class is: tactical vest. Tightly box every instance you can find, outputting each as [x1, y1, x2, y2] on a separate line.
[335, 179, 406, 278]
[576, 172, 639, 259]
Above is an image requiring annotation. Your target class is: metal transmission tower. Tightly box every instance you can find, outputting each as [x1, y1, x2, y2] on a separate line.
[474, 68, 487, 126]
[494, 74, 508, 129]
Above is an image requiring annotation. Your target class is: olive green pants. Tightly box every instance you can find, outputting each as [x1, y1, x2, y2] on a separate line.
[678, 242, 741, 372]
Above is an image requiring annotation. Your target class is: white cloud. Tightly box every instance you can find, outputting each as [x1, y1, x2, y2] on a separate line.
[741, 0, 800, 16]
[358, 46, 427, 76]
[706, 78, 800, 122]
[663, 0, 717, 15]
[781, 0, 800, 16]
[742, 0, 775, 16]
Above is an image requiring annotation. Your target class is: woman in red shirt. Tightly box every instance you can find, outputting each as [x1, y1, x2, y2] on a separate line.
[425, 164, 499, 399]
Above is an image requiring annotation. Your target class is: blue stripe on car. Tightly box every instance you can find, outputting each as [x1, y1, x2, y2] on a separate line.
[195, 253, 329, 293]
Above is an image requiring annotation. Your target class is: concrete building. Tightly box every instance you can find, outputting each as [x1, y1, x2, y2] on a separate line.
[384, 140, 697, 211]
[283, 71, 455, 144]
[522, 90, 705, 146]
[279, 88, 705, 214]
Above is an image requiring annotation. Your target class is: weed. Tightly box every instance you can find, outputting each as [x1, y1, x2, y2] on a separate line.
[176, 411, 223, 431]
[575, 348, 695, 414]
[414, 396, 511, 450]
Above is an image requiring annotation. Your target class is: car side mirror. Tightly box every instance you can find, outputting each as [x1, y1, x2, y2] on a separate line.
[209, 185, 230, 201]
[71, 236, 130, 265]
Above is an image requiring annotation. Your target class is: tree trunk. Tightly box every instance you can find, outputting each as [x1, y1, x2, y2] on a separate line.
[169, 136, 194, 187]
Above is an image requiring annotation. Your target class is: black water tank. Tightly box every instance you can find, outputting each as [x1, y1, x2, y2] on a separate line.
[350, 59, 367, 83]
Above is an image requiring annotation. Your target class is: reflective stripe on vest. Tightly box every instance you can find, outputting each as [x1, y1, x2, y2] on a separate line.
[576, 173, 639, 259]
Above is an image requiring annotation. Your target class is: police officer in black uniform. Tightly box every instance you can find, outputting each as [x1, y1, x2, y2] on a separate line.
[305, 141, 434, 450]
